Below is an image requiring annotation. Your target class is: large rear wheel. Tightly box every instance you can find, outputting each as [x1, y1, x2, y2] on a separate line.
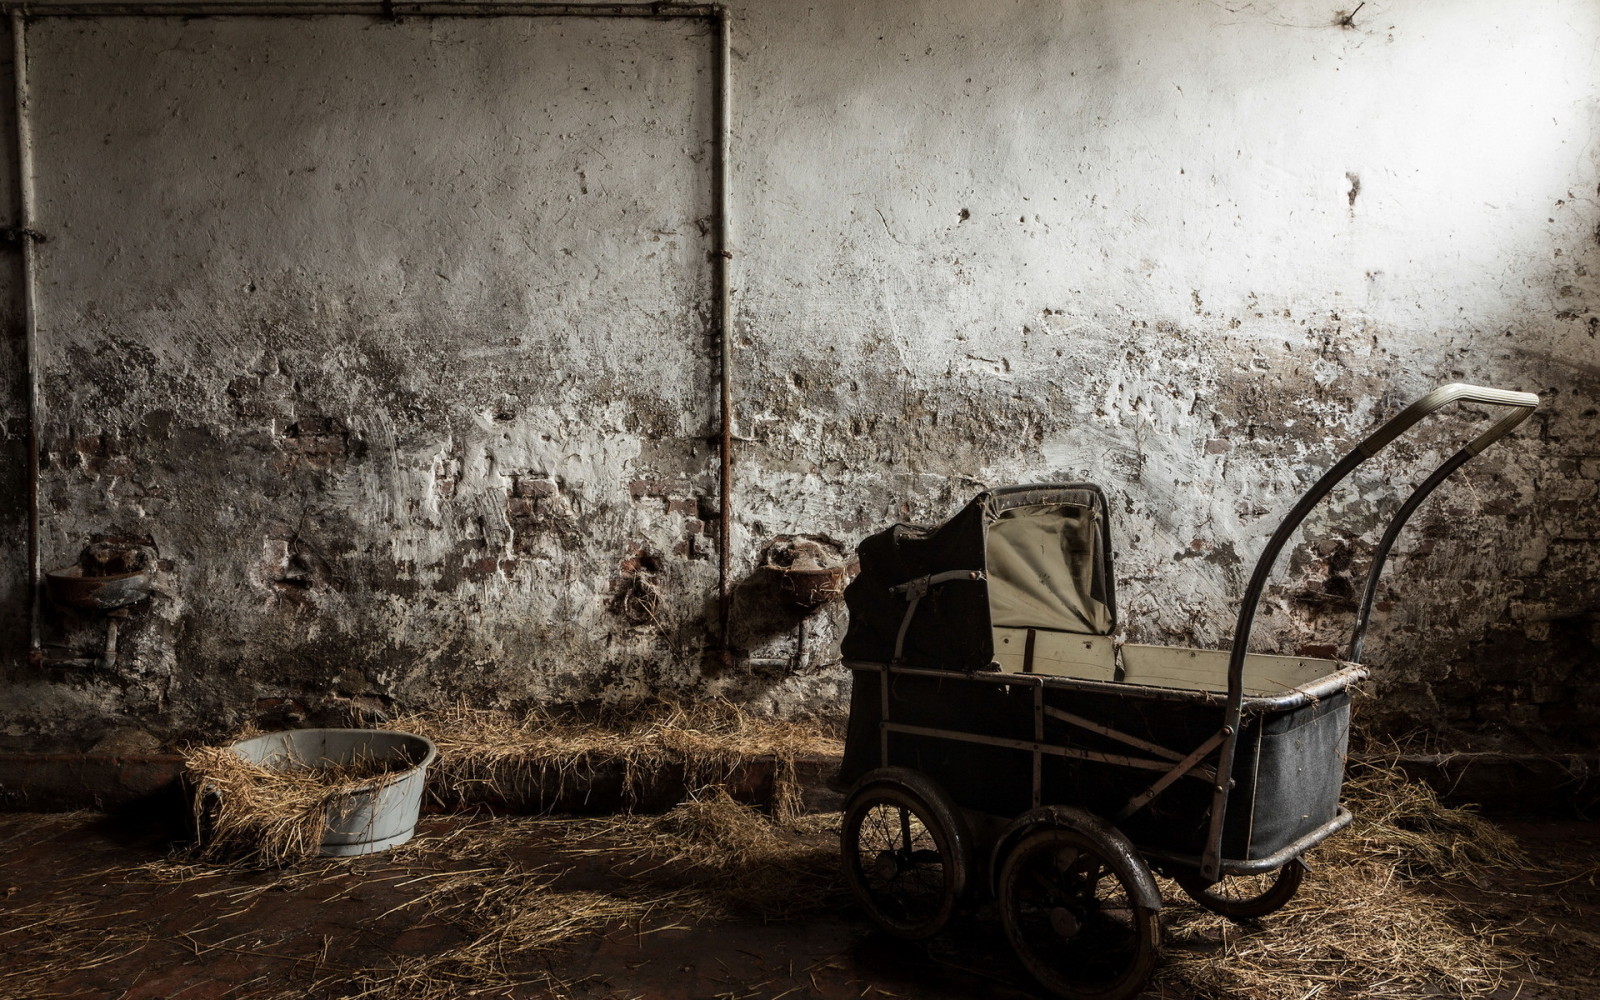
[1173, 858, 1305, 920]
[840, 776, 969, 939]
[998, 823, 1161, 1000]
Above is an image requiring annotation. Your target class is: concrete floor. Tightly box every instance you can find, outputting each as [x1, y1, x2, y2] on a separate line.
[3, 807, 1599, 1000]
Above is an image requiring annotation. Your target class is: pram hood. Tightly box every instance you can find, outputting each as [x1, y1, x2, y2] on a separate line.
[841, 484, 1117, 669]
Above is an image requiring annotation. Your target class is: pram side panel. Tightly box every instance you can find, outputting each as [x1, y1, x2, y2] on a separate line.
[841, 665, 1352, 864]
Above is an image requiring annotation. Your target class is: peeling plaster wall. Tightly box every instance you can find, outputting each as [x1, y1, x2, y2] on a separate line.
[1, 0, 1597, 747]
[6, 15, 724, 744]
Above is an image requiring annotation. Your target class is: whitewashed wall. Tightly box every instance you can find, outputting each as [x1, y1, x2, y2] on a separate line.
[1, 0, 1595, 746]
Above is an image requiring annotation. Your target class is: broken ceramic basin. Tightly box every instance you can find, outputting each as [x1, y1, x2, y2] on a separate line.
[45, 565, 152, 611]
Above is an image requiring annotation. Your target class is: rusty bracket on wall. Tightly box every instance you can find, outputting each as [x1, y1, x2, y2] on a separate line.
[6, 1, 739, 667]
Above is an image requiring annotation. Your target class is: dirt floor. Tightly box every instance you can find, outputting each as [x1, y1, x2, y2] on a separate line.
[2, 805, 1598, 1000]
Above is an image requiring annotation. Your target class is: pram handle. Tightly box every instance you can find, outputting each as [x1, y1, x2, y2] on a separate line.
[1198, 383, 1538, 880]
[1344, 386, 1538, 662]
[1228, 382, 1538, 681]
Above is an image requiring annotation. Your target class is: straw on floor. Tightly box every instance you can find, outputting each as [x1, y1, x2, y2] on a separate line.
[1158, 754, 1543, 1000]
[137, 711, 1565, 1000]
[389, 699, 843, 820]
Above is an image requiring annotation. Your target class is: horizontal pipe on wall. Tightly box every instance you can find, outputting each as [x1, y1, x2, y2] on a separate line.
[2, 2, 722, 18]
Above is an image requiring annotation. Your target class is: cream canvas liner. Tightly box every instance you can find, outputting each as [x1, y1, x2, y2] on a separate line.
[985, 502, 1338, 694]
[1120, 645, 1338, 695]
[986, 502, 1111, 635]
[990, 626, 1339, 696]
[992, 629, 1117, 680]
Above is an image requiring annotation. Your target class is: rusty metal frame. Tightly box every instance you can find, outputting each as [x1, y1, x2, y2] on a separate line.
[1145, 806, 1354, 877]
[1115, 729, 1226, 821]
[871, 663, 1223, 818]
[7, 1, 740, 663]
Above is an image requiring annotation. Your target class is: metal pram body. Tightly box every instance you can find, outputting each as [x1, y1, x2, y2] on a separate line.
[835, 384, 1539, 1000]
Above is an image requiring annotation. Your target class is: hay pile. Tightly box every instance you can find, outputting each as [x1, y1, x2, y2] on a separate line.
[1160, 757, 1541, 999]
[390, 699, 842, 819]
[181, 699, 840, 868]
[1338, 757, 1527, 880]
[322, 798, 843, 997]
[184, 744, 411, 866]
[563, 787, 845, 921]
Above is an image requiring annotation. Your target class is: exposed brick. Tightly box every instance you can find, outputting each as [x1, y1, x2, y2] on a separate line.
[1541, 703, 1592, 726]
[629, 479, 676, 498]
[261, 538, 291, 569]
[1475, 699, 1542, 726]
[506, 497, 534, 518]
[254, 698, 309, 724]
[1295, 643, 1339, 659]
[617, 546, 660, 575]
[666, 497, 697, 516]
[515, 478, 558, 498]
[100, 455, 137, 478]
[290, 417, 336, 436]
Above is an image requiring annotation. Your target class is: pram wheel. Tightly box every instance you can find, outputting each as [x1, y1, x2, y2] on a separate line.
[841, 769, 970, 939]
[1173, 857, 1305, 920]
[999, 820, 1160, 1000]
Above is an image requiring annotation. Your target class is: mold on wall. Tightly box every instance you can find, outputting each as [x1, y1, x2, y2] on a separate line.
[0, 0, 1596, 747]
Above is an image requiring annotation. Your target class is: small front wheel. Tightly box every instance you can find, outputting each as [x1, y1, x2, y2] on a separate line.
[998, 824, 1161, 1000]
[840, 778, 968, 939]
[1173, 858, 1305, 920]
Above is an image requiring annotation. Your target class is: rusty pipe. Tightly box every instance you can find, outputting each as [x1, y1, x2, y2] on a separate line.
[713, 5, 735, 667]
[2, 3, 723, 17]
[12, 10, 41, 656]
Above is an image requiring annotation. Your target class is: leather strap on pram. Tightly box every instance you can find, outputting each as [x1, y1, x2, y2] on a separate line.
[889, 570, 986, 664]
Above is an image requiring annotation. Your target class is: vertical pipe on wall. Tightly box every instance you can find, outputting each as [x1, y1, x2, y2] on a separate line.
[713, 5, 734, 667]
[10, 10, 40, 656]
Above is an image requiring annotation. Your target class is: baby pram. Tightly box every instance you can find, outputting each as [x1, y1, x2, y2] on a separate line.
[836, 383, 1538, 999]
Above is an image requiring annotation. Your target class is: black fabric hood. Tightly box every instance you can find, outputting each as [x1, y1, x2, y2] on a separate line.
[840, 484, 1117, 670]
